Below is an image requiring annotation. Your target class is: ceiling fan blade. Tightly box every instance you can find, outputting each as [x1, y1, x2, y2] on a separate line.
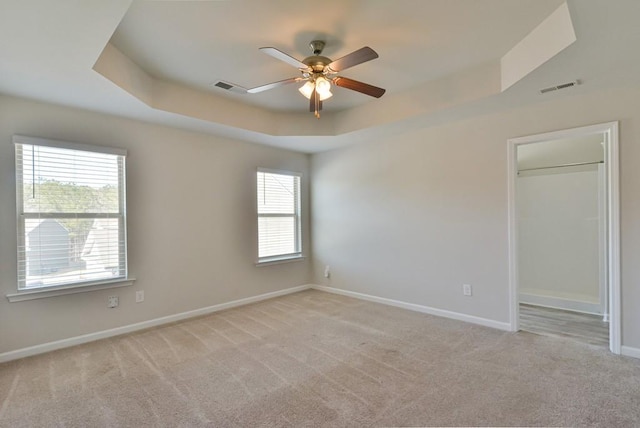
[333, 77, 386, 98]
[326, 47, 379, 73]
[247, 77, 302, 94]
[259, 47, 310, 70]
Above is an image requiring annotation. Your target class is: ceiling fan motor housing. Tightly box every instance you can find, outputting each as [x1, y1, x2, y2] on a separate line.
[303, 56, 332, 73]
[302, 40, 332, 73]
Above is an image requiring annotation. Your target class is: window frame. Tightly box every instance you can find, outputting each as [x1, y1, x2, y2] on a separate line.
[256, 167, 304, 265]
[9, 135, 133, 301]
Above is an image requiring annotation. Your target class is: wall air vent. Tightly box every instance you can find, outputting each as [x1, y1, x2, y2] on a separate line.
[211, 80, 247, 94]
[540, 80, 580, 94]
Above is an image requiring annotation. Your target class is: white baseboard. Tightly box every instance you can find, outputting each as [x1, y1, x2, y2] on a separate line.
[310, 284, 511, 331]
[621, 346, 640, 359]
[0, 284, 312, 363]
[520, 292, 601, 315]
[5, 283, 635, 364]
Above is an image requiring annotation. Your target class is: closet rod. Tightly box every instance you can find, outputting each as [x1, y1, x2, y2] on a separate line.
[518, 160, 603, 173]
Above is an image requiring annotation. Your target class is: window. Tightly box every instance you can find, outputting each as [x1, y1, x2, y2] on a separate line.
[14, 135, 128, 291]
[257, 169, 302, 263]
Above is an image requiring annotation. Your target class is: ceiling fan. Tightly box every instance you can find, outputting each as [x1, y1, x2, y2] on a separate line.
[247, 40, 385, 118]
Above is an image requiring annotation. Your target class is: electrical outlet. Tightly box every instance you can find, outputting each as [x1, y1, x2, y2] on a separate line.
[324, 265, 331, 278]
[135, 290, 144, 303]
[108, 295, 119, 308]
[463, 284, 472, 296]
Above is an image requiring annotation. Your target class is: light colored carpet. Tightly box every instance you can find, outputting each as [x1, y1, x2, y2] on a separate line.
[1, 289, 639, 427]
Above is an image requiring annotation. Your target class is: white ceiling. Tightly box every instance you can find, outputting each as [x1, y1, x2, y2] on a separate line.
[1, 0, 639, 153]
[109, 0, 563, 112]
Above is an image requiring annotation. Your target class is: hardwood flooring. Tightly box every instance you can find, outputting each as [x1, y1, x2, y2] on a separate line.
[519, 303, 609, 347]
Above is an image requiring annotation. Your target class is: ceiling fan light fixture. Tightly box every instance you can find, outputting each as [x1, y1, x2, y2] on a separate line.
[318, 90, 332, 101]
[298, 80, 315, 99]
[252, 41, 384, 117]
[299, 77, 332, 100]
[314, 76, 332, 101]
[315, 76, 331, 93]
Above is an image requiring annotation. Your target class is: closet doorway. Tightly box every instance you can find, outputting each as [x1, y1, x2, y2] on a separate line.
[507, 122, 620, 353]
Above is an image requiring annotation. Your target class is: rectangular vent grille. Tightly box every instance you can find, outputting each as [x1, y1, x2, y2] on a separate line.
[211, 80, 247, 94]
[540, 80, 580, 94]
[215, 81, 233, 90]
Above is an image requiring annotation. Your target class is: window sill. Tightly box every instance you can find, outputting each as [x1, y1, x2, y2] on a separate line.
[255, 256, 306, 267]
[6, 278, 136, 302]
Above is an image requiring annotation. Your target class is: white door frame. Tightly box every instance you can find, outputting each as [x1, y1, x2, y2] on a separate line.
[507, 121, 620, 354]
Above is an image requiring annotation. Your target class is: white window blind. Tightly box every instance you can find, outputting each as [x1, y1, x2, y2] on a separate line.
[257, 169, 302, 262]
[14, 136, 128, 290]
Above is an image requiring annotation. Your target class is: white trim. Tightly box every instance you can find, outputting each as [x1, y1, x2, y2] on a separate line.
[507, 138, 520, 332]
[0, 284, 311, 363]
[508, 122, 619, 145]
[256, 169, 303, 263]
[519, 293, 600, 315]
[12, 134, 127, 156]
[257, 167, 303, 177]
[507, 121, 621, 354]
[255, 255, 306, 267]
[13, 137, 129, 293]
[597, 163, 608, 319]
[3, 283, 632, 364]
[310, 284, 511, 331]
[6, 278, 135, 302]
[621, 346, 640, 360]
[606, 122, 621, 354]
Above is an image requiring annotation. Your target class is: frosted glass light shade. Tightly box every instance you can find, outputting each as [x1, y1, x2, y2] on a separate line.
[318, 90, 332, 101]
[315, 76, 331, 94]
[298, 81, 315, 99]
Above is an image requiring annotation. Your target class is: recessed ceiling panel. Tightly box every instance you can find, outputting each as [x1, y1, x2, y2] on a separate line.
[109, 0, 564, 112]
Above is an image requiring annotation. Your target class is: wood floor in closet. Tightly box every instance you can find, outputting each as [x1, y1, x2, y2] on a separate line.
[519, 303, 609, 347]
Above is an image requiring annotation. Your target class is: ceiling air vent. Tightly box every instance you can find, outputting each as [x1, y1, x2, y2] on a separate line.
[211, 80, 247, 94]
[540, 80, 580, 94]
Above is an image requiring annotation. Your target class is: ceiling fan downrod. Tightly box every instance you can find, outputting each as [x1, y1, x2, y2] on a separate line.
[309, 40, 325, 56]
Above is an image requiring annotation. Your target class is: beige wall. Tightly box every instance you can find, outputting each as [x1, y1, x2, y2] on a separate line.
[311, 85, 640, 350]
[3, 84, 640, 356]
[0, 95, 310, 354]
